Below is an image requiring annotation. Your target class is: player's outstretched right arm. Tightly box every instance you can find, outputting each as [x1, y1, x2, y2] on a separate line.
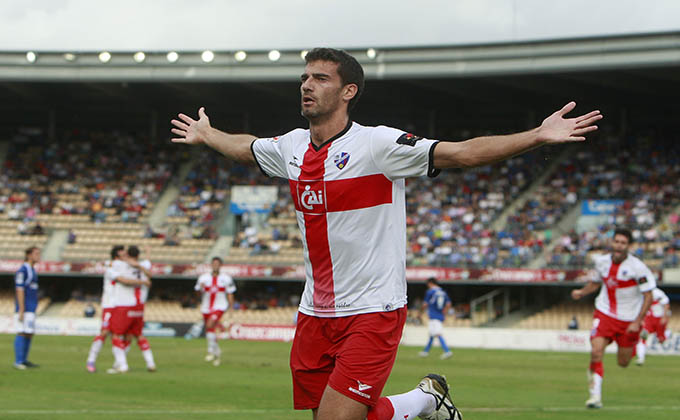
[171, 107, 256, 164]
[571, 281, 600, 300]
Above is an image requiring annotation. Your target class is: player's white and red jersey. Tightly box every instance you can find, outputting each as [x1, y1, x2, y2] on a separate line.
[111, 260, 147, 308]
[101, 260, 117, 309]
[592, 253, 656, 321]
[647, 288, 670, 318]
[194, 272, 236, 313]
[133, 259, 152, 305]
[251, 122, 439, 317]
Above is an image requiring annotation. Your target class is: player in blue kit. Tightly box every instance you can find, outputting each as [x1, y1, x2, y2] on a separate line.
[420, 277, 453, 359]
[14, 246, 41, 370]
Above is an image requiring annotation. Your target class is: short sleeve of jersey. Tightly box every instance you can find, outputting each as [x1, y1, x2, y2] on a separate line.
[251, 136, 287, 179]
[636, 262, 656, 293]
[140, 260, 152, 271]
[15, 268, 25, 288]
[110, 260, 127, 281]
[224, 275, 236, 294]
[655, 289, 670, 305]
[591, 254, 607, 283]
[369, 126, 440, 180]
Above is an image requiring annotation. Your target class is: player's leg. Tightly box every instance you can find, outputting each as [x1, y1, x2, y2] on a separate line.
[203, 313, 216, 361]
[436, 334, 452, 360]
[635, 330, 648, 365]
[136, 334, 156, 371]
[322, 308, 459, 420]
[586, 336, 608, 408]
[87, 327, 110, 372]
[108, 308, 130, 373]
[19, 313, 37, 367]
[205, 313, 222, 365]
[616, 346, 635, 367]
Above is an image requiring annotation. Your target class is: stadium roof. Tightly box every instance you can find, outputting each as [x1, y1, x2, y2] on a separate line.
[0, 32, 679, 82]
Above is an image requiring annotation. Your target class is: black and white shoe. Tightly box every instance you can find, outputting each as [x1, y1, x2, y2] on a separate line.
[417, 373, 462, 420]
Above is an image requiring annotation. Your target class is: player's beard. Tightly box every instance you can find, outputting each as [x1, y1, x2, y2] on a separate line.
[301, 91, 342, 123]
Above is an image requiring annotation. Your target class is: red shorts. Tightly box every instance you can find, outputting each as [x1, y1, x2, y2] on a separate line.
[203, 310, 224, 324]
[591, 310, 640, 348]
[643, 314, 668, 343]
[111, 305, 145, 336]
[101, 308, 114, 330]
[290, 307, 407, 410]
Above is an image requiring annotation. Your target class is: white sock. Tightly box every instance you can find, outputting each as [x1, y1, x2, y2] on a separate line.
[636, 341, 646, 362]
[387, 389, 436, 419]
[87, 339, 103, 364]
[206, 332, 217, 355]
[142, 349, 155, 368]
[113, 346, 128, 371]
[589, 373, 602, 397]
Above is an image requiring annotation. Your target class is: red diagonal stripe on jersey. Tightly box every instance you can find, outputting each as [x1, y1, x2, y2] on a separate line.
[289, 174, 392, 213]
[605, 263, 621, 315]
[299, 144, 335, 314]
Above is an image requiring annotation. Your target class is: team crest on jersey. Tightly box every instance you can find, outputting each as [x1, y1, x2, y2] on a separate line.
[334, 152, 350, 169]
[396, 132, 423, 146]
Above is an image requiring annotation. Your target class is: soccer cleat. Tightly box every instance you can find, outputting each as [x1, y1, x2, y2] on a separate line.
[635, 359, 644, 366]
[440, 351, 453, 360]
[13, 363, 27, 370]
[417, 374, 462, 420]
[147, 365, 157, 372]
[205, 353, 215, 362]
[585, 395, 602, 409]
[106, 366, 128, 374]
[212, 357, 221, 367]
[87, 362, 96, 373]
[419, 351, 430, 357]
[23, 361, 40, 368]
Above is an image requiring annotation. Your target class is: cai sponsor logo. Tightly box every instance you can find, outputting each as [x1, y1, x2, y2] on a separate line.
[301, 185, 324, 210]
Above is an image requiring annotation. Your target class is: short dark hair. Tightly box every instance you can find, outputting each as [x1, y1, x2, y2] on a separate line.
[110, 245, 124, 260]
[24, 246, 38, 260]
[426, 277, 439, 286]
[305, 47, 364, 112]
[614, 228, 633, 244]
[127, 245, 140, 258]
[211, 256, 223, 264]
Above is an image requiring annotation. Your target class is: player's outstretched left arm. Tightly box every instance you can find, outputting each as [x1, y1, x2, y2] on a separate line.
[433, 102, 602, 169]
[171, 107, 256, 164]
[571, 281, 601, 300]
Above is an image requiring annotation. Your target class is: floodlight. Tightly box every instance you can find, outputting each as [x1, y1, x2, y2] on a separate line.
[268, 50, 281, 61]
[366, 48, 376, 59]
[234, 51, 247, 62]
[201, 50, 215, 63]
[166, 51, 179, 63]
[98, 51, 111, 63]
[133, 52, 146, 63]
[26, 52, 37, 63]
[300, 50, 308, 60]
[63, 53, 76, 62]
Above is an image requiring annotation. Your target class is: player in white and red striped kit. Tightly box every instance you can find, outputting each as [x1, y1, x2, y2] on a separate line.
[195, 257, 235, 366]
[635, 287, 671, 365]
[107, 246, 156, 373]
[172, 47, 601, 420]
[572, 228, 655, 409]
[86, 245, 124, 372]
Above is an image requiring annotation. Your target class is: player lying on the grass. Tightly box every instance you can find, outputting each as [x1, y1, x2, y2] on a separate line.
[195, 256, 236, 366]
[172, 47, 600, 420]
[13, 246, 41, 370]
[107, 246, 156, 373]
[636, 287, 671, 366]
[86, 245, 123, 373]
[571, 228, 655, 409]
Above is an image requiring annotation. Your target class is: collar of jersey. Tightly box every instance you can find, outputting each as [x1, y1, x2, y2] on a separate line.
[309, 120, 353, 152]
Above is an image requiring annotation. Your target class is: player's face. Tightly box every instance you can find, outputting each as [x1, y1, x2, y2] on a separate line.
[300, 60, 346, 121]
[611, 234, 630, 260]
[211, 259, 221, 272]
[30, 249, 41, 263]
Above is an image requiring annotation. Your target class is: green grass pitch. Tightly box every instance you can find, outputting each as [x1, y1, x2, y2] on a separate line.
[1, 334, 679, 419]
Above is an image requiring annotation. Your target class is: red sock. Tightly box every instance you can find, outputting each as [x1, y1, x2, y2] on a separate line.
[138, 337, 150, 351]
[112, 337, 126, 349]
[590, 361, 604, 377]
[367, 397, 395, 420]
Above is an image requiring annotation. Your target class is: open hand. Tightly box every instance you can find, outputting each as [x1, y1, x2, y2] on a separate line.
[171, 107, 211, 145]
[538, 102, 602, 144]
